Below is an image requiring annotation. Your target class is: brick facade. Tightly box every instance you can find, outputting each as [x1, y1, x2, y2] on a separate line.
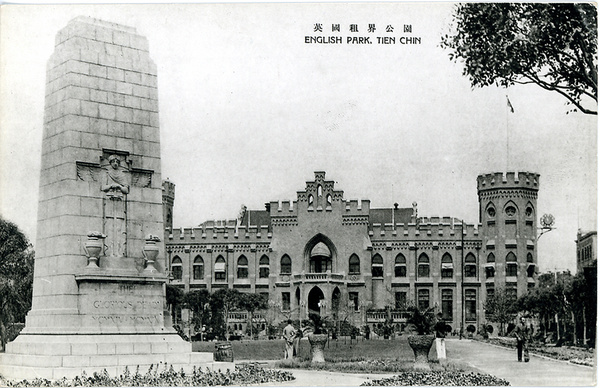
[165, 171, 540, 336]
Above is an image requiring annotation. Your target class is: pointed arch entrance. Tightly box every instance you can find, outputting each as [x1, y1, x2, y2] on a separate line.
[308, 286, 325, 316]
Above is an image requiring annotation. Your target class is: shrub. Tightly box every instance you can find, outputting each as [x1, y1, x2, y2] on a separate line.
[360, 371, 510, 386]
[406, 306, 436, 335]
[0, 363, 295, 387]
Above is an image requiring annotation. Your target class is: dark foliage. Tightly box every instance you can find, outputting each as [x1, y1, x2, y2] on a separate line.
[442, 3, 597, 115]
[0, 218, 34, 351]
[406, 306, 435, 335]
[361, 371, 510, 386]
[0, 363, 295, 387]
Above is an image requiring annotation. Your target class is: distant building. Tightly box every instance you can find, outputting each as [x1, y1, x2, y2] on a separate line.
[164, 171, 540, 337]
[576, 230, 597, 273]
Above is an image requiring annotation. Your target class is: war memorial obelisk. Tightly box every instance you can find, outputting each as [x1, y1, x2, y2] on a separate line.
[0, 17, 218, 380]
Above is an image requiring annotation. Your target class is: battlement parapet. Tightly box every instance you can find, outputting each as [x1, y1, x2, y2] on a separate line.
[270, 200, 298, 215]
[162, 180, 175, 199]
[345, 199, 371, 213]
[477, 172, 540, 191]
[369, 219, 481, 240]
[167, 224, 272, 242]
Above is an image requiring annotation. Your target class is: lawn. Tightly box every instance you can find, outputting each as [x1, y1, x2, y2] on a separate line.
[193, 336, 435, 362]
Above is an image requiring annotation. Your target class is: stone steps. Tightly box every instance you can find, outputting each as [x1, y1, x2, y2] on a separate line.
[0, 333, 223, 381]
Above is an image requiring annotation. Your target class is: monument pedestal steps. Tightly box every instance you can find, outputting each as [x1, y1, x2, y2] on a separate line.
[0, 335, 231, 380]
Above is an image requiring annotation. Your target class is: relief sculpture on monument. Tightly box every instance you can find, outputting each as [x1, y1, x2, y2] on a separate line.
[101, 154, 130, 257]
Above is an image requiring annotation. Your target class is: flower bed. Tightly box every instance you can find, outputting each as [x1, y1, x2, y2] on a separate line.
[360, 371, 510, 386]
[483, 338, 595, 367]
[0, 363, 295, 387]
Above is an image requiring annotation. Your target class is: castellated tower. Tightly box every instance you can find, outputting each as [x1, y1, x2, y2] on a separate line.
[477, 172, 539, 303]
[162, 180, 176, 231]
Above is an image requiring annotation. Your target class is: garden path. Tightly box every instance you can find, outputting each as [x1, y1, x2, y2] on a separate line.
[446, 339, 596, 387]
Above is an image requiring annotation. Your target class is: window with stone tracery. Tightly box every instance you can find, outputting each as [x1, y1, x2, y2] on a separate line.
[171, 256, 182, 281]
[193, 256, 204, 280]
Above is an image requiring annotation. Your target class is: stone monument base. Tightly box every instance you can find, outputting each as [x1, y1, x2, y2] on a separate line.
[0, 333, 231, 380]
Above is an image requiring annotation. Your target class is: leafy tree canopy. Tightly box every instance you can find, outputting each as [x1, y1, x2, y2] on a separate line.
[0, 217, 35, 349]
[441, 3, 597, 115]
[484, 288, 517, 335]
[183, 289, 210, 313]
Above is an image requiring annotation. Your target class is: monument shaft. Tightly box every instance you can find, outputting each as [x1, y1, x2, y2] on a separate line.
[0, 17, 218, 380]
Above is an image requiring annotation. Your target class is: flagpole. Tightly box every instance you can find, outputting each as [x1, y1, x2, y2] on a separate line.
[506, 95, 509, 172]
[505, 95, 514, 172]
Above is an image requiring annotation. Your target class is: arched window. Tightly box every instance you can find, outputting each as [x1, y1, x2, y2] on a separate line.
[371, 254, 384, 277]
[308, 195, 314, 209]
[280, 255, 292, 274]
[193, 256, 204, 280]
[418, 253, 430, 277]
[527, 253, 534, 263]
[525, 204, 534, 218]
[506, 252, 518, 277]
[441, 253, 453, 278]
[237, 255, 248, 279]
[214, 256, 226, 281]
[171, 256, 182, 281]
[310, 242, 332, 273]
[349, 254, 360, 274]
[486, 204, 496, 218]
[317, 185, 323, 197]
[259, 255, 270, 278]
[326, 194, 332, 209]
[395, 254, 407, 277]
[464, 253, 477, 277]
[504, 202, 518, 217]
[486, 253, 495, 279]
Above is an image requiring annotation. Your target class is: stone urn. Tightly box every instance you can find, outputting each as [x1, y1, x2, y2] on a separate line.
[142, 234, 161, 273]
[84, 232, 106, 268]
[307, 333, 328, 363]
[407, 334, 435, 371]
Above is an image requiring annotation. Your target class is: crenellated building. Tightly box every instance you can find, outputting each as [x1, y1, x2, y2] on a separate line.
[165, 171, 540, 336]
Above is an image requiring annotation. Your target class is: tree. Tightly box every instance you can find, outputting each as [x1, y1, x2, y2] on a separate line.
[441, 3, 597, 115]
[238, 293, 268, 339]
[484, 288, 517, 336]
[183, 289, 211, 336]
[166, 284, 184, 328]
[0, 218, 34, 351]
[516, 286, 559, 339]
[210, 288, 242, 340]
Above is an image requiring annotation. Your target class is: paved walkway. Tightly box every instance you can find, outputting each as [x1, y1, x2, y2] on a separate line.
[246, 339, 596, 387]
[446, 339, 596, 387]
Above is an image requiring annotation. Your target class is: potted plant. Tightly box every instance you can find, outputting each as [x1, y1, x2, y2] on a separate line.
[306, 313, 328, 363]
[405, 306, 436, 371]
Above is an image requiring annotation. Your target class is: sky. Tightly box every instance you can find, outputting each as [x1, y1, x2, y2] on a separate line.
[0, 3, 597, 273]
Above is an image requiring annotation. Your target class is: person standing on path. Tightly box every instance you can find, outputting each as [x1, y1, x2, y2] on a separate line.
[293, 322, 303, 357]
[514, 317, 531, 362]
[434, 313, 448, 360]
[282, 319, 296, 359]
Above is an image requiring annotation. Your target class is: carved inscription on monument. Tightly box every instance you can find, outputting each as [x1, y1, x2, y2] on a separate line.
[79, 282, 163, 329]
